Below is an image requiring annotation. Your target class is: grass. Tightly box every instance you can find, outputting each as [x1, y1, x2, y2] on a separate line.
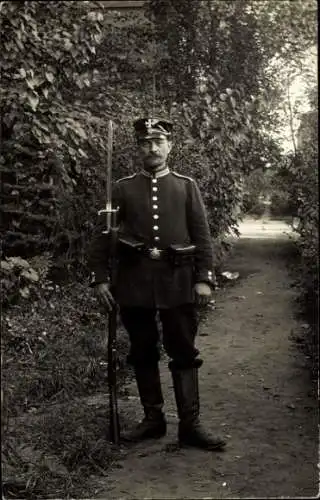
[3, 401, 122, 498]
[1, 279, 130, 499]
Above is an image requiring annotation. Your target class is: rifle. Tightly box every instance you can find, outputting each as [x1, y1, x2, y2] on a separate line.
[98, 119, 120, 445]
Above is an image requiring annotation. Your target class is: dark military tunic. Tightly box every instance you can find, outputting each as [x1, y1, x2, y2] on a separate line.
[89, 168, 215, 309]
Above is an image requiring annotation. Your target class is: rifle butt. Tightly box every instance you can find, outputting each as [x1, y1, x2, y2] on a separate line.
[107, 309, 121, 445]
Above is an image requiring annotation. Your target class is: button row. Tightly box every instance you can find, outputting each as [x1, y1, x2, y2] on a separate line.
[152, 178, 159, 244]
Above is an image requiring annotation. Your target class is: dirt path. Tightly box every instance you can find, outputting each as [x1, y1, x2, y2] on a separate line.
[95, 220, 318, 499]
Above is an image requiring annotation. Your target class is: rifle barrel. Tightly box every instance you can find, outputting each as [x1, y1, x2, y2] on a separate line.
[99, 119, 120, 445]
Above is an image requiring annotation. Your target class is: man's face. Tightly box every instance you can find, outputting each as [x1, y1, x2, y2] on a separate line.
[137, 135, 172, 170]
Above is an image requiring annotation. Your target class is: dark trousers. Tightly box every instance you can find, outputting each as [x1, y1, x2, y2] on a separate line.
[120, 304, 200, 370]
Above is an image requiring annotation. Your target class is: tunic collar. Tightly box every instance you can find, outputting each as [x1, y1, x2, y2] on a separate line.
[141, 167, 170, 179]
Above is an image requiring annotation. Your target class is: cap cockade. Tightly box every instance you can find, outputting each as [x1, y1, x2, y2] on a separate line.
[134, 117, 173, 139]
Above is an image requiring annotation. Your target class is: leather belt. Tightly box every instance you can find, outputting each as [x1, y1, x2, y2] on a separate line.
[143, 245, 196, 264]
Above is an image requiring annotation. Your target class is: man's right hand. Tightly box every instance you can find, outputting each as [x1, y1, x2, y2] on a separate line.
[95, 282, 115, 312]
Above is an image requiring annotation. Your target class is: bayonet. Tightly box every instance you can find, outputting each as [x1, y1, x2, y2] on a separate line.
[98, 119, 120, 445]
[99, 120, 118, 233]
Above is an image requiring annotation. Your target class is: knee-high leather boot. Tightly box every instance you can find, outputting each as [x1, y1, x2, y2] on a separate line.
[122, 365, 167, 442]
[170, 363, 226, 450]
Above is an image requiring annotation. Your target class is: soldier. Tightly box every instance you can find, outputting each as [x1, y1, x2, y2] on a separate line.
[89, 117, 226, 451]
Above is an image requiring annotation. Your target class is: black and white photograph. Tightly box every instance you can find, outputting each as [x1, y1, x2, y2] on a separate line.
[1, 0, 318, 498]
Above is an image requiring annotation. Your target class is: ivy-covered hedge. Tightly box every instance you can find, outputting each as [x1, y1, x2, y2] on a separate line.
[292, 157, 318, 328]
[279, 110, 318, 373]
[3, 0, 313, 277]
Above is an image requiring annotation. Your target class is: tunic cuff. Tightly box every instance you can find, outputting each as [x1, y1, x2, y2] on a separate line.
[195, 270, 217, 290]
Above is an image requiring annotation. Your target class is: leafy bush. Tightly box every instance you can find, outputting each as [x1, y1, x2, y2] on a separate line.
[0, 1, 106, 270]
[243, 197, 266, 217]
[1, 281, 129, 416]
[1, 279, 129, 498]
[270, 190, 294, 217]
[276, 109, 319, 374]
[1, 0, 316, 272]
[0, 254, 52, 306]
[291, 114, 318, 327]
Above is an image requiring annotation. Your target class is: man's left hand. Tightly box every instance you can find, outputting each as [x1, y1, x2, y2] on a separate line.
[194, 282, 212, 307]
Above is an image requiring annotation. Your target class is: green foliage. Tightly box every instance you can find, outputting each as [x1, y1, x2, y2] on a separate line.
[146, 0, 312, 235]
[148, 0, 316, 113]
[292, 155, 318, 329]
[166, 83, 254, 236]
[1, 3, 318, 497]
[1, 0, 317, 268]
[269, 191, 294, 218]
[252, 0, 317, 64]
[3, 284, 109, 413]
[2, 404, 118, 499]
[1, 1, 104, 157]
[0, 1, 106, 265]
[1, 278, 130, 498]
[275, 107, 318, 330]
[150, 0, 267, 101]
[242, 167, 268, 216]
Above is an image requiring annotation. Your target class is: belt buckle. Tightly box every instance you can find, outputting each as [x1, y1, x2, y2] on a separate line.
[149, 247, 162, 260]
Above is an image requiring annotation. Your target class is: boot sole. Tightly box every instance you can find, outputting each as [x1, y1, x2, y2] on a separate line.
[122, 433, 166, 443]
[179, 439, 226, 451]
[122, 428, 167, 443]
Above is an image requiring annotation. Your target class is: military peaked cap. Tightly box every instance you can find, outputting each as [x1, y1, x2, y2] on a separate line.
[134, 117, 173, 139]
